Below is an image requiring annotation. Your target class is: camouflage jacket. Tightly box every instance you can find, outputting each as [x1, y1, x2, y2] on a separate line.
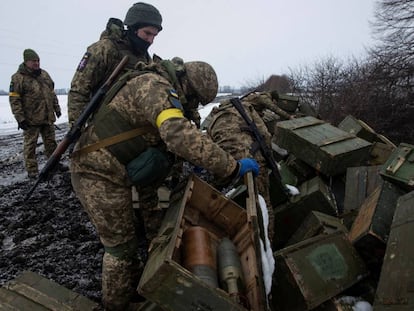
[244, 92, 293, 120]
[70, 70, 238, 186]
[207, 99, 272, 161]
[9, 64, 60, 125]
[67, 25, 153, 124]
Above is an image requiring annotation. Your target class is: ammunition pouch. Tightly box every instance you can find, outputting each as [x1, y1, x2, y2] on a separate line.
[94, 103, 151, 164]
[126, 147, 173, 187]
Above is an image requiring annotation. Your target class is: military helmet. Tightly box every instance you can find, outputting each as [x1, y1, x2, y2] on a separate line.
[124, 2, 162, 31]
[184, 61, 218, 105]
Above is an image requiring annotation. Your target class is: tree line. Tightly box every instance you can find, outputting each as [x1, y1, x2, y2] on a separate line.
[263, 0, 413, 145]
[1, 0, 412, 144]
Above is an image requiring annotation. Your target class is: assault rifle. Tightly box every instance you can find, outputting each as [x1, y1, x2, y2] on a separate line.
[24, 55, 129, 201]
[230, 97, 290, 202]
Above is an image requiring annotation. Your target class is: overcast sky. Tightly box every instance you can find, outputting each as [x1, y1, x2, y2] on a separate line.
[0, 0, 377, 90]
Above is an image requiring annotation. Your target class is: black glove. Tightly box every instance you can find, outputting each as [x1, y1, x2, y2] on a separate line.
[56, 111, 62, 118]
[18, 120, 29, 131]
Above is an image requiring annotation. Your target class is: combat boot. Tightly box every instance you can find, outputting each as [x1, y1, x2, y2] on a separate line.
[27, 171, 38, 179]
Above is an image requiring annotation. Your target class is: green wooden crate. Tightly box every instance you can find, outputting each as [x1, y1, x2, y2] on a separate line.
[374, 191, 414, 310]
[342, 165, 383, 229]
[0, 271, 98, 311]
[286, 211, 348, 246]
[276, 94, 299, 112]
[272, 232, 368, 311]
[275, 116, 372, 176]
[273, 176, 338, 249]
[338, 115, 378, 142]
[138, 174, 268, 311]
[380, 142, 414, 191]
[348, 181, 406, 279]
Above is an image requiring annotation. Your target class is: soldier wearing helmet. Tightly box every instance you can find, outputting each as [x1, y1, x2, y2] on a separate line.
[68, 2, 163, 125]
[70, 59, 259, 310]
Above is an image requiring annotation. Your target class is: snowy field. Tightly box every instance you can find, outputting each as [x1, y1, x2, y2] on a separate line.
[0, 94, 222, 137]
[0, 95, 69, 136]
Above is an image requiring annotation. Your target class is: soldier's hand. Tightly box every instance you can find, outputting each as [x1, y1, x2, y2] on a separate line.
[237, 158, 259, 177]
[18, 120, 29, 131]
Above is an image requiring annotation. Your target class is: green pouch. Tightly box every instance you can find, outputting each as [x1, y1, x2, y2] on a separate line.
[126, 147, 172, 186]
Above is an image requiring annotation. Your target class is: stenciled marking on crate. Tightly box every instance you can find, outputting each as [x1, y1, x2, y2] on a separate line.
[306, 243, 348, 281]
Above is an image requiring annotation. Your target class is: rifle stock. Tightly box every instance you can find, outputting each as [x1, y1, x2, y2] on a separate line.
[230, 97, 289, 202]
[24, 55, 129, 201]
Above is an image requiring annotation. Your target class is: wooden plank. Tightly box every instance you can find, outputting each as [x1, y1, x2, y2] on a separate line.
[374, 191, 414, 310]
[0, 271, 98, 311]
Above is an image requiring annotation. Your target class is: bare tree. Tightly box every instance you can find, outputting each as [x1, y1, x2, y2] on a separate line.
[285, 0, 414, 144]
[372, 0, 414, 66]
[368, 0, 414, 142]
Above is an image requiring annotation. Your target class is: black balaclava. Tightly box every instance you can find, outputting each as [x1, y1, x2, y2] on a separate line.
[126, 25, 151, 54]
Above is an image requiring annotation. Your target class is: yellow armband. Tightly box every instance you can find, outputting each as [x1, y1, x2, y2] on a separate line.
[156, 108, 184, 128]
[9, 91, 20, 97]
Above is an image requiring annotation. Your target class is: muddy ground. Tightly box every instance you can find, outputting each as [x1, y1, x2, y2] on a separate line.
[0, 123, 105, 306]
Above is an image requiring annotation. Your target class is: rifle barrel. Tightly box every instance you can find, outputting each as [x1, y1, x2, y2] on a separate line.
[230, 97, 289, 199]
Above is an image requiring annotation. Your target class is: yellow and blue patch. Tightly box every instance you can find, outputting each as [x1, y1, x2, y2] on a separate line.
[168, 89, 183, 110]
[9, 81, 20, 97]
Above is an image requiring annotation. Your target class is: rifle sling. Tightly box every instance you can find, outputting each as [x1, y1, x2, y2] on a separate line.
[74, 126, 156, 156]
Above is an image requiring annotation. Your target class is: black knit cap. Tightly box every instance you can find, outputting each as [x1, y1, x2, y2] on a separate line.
[124, 2, 162, 31]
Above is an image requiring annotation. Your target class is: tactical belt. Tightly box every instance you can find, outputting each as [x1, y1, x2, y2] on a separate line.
[74, 126, 156, 156]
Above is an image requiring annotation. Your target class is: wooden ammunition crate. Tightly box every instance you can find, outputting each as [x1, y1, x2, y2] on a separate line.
[273, 176, 338, 249]
[338, 115, 378, 142]
[0, 271, 98, 310]
[276, 94, 299, 112]
[380, 142, 414, 191]
[272, 232, 368, 311]
[342, 165, 383, 229]
[374, 191, 414, 310]
[138, 174, 268, 311]
[275, 116, 372, 176]
[286, 211, 348, 246]
[283, 154, 316, 185]
[348, 181, 406, 278]
[368, 141, 396, 166]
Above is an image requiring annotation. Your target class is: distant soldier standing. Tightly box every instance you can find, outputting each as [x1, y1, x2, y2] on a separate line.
[9, 48, 61, 178]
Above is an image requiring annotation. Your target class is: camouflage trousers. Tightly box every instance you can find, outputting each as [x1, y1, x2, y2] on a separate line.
[71, 172, 165, 310]
[23, 124, 57, 175]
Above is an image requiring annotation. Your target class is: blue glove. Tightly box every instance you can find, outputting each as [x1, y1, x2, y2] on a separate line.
[237, 158, 259, 177]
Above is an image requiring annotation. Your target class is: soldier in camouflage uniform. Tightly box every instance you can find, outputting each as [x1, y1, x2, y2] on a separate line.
[70, 60, 259, 310]
[9, 49, 61, 178]
[67, 2, 164, 240]
[67, 2, 163, 124]
[207, 98, 276, 241]
[243, 90, 295, 135]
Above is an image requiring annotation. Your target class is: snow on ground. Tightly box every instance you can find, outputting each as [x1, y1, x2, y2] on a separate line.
[0, 93, 231, 137]
[0, 95, 68, 136]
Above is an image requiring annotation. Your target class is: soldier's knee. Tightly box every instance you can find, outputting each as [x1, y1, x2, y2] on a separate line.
[104, 237, 139, 261]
